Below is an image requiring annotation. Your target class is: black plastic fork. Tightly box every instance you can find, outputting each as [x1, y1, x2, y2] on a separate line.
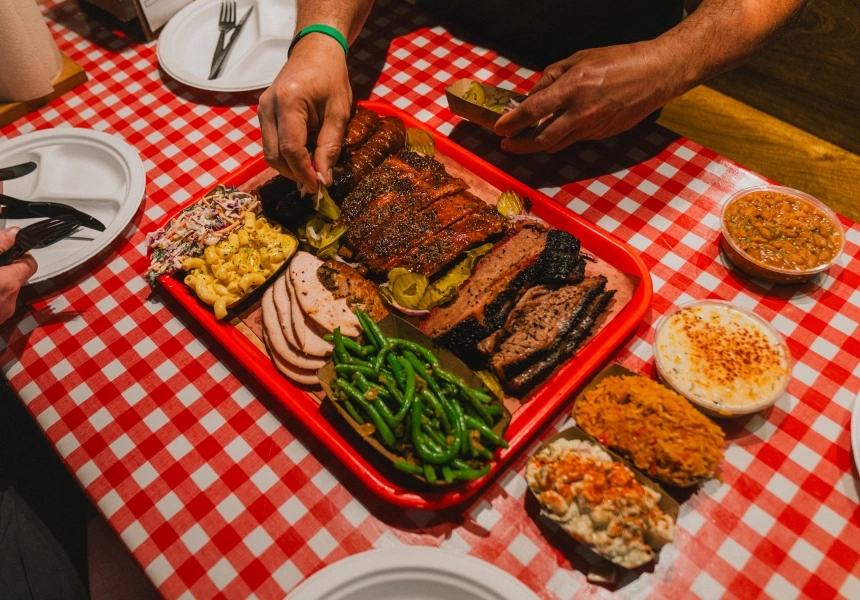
[0, 216, 81, 267]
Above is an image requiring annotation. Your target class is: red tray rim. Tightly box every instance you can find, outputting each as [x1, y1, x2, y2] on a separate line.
[152, 100, 653, 510]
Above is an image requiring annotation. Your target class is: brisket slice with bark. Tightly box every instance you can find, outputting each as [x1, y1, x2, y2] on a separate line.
[420, 223, 585, 364]
[379, 205, 507, 277]
[331, 115, 406, 201]
[359, 191, 487, 269]
[506, 289, 616, 396]
[479, 276, 608, 381]
[344, 170, 468, 255]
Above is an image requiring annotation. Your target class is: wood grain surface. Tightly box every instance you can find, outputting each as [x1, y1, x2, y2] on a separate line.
[685, 0, 860, 156]
[659, 86, 860, 223]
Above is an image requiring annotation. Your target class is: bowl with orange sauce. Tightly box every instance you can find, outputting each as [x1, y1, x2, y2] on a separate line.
[720, 185, 844, 283]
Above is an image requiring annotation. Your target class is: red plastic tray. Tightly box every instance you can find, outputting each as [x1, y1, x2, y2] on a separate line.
[154, 101, 652, 510]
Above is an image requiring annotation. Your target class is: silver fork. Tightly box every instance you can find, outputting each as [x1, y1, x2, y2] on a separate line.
[210, 0, 236, 78]
[0, 216, 81, 267]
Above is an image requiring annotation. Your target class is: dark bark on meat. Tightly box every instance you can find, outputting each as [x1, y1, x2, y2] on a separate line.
[380, 206, 507, 276]
[255, 175, 311, 230]
[331, 116, 406, 201]
[481, 276, 607, 380]
[342, 107, 381, 156]
[506, 289, 615, 396]
[424, 225, 586, 366]
[338, 151, 441, 225]
[343, 171, 467, 253]
[358, 191, 484, 268]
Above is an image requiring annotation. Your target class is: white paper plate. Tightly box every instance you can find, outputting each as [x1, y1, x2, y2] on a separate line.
[0, 128, 146, 284]
[852, 391, 860, 472]
[157, 0, 296, 92]
[285, 547, 541, 600]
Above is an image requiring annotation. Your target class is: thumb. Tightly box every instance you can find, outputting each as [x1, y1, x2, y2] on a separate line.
[313, 110, 349, 187]
[0, 227, 20, 253]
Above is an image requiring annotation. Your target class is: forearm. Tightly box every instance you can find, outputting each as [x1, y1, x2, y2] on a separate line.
[656, 0, 808, 95]
[295, 0, 375, 44]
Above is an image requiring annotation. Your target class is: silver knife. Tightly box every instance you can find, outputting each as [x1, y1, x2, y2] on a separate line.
[0, 193, 106, 232]
[0, 162, 37, 181]
[209, 7, 254, 80]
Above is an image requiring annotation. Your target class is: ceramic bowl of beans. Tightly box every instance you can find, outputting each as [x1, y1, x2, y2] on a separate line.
[720, 185, 845, 284]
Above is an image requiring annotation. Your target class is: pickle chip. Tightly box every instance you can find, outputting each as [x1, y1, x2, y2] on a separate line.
[497, 190, 525, 218]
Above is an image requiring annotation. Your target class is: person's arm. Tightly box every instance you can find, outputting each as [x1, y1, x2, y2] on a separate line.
[0, 228, 37, 325]
[258, 0, 375, 193]
[494, 0, 808, 153]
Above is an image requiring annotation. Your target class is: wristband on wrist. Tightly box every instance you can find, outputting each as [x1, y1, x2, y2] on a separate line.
[289, 24, 349, 57]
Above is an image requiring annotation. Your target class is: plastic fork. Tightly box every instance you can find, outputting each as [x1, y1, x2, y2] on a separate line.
[0, 216, 81, 267]
[210, 0, 237, 78]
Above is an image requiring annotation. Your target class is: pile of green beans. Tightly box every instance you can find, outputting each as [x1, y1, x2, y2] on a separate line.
[324, 310, 509, 484]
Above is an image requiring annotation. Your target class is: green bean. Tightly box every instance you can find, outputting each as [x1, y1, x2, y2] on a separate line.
[372, 343, 394, 373]
[443, 389, 469, 457]
[401, 356, 415, 408]
[451, 464, 491, 481]
[357, 310, 389, 347]
[341, 337, 372, 357]
[411, 400, 459, 464]
[442, 465, 454, 483]
[333, 327, 351, 364]
[484, 405, 503, 417]
[334, 364, 378, 378]
[423, 463, 437, 484]
[394, 460, 423, 474]
[391, 338, 439, 366]
[379, 374, 405, 405]
[338, 379, 396, 447]
[403, 350, 447, 407]
[323, 333, 334, 343]
[355, 311, 382, 350]
[463, 415, 508, 449]
[421, 420, 448, 448]
[352, 372, 391, 402]
[387, 353, 406, 388]
[342, 399, 366, 425]
[420, 389, 450, 431]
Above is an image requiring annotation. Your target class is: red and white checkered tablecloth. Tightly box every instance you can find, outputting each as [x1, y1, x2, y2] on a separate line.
[2, 1, 859, 598]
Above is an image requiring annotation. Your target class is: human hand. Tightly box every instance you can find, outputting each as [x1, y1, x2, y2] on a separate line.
[0, 227, 38, 325]
[258, 34, 353, 194]
[494, 42, 678, 154]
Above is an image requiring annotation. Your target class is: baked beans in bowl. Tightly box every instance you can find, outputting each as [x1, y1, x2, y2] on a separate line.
[720, 185, 844, 284]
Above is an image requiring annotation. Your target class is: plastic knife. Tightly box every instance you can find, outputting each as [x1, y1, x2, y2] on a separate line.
[0, 193, 106, 232]
[209, 7, 254, 80]
[0, 162, 37, 181]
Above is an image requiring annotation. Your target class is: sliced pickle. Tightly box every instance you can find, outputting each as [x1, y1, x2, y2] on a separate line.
[390, 272, 429, 308]
[486, 103, 507, 114]
[387, 267, 411, 282]
[462, 81, 486, 106]
[497, 190, 525, 218]
[320, 224, 348, 248]
[405, 128, 436, 158]
[415, 243, 493, 310]
[315, 184, 341, 220]
[476, 370, 505, 400]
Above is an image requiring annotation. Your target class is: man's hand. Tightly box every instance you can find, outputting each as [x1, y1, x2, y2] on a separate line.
[494, 42, 674, 154]
[258, 34, 353, 194]
[0, 227, 37, 325]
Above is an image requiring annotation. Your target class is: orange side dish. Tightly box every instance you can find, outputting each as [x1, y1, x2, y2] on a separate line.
[723, 189, 842, 272]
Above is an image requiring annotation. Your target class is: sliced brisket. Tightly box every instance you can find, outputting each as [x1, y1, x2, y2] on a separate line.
[506, 289, 616, 396]
[420, 224, 586, 363]
[480, 276, 608, 381]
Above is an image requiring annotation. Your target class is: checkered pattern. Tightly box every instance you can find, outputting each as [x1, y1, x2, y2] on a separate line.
[1, 1, 859, 598]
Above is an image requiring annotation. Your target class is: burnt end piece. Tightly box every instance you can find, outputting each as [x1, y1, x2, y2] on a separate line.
[482, 276, 608, 381]
[255, 175, 311, 230]
[506, 289, 616, 396]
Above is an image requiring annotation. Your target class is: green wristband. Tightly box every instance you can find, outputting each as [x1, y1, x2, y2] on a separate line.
[289, 24, 349, 57]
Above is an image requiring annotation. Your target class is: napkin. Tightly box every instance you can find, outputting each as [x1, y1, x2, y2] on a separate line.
[0, 0, 63, 103]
